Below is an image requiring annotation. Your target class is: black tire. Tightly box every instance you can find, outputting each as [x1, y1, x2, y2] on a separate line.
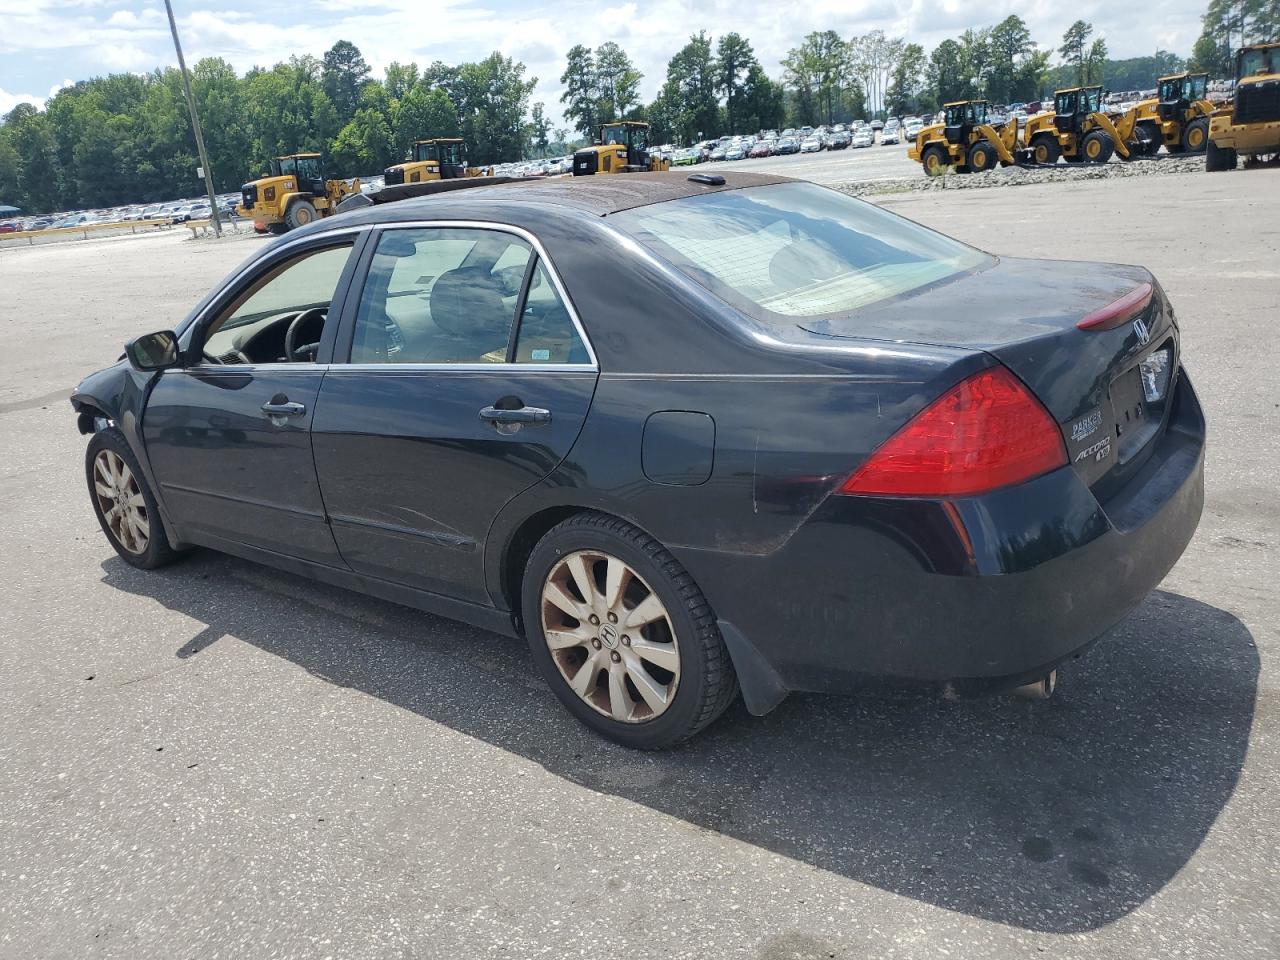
[1138, 121, 1162, 156]
[966, 139, 999, 173]
[920, 144, 950, 176]
[521, 511, 739, 748]
[1030, 135, 1060, 165]
[284, 200, 318, 231]
[1182, 118, 1209, 153]
[1206, 139, 1238, 172]
[86, 428, 181, 570]
[1082, 130, 1115, 163]
[266, 223, 287, 235]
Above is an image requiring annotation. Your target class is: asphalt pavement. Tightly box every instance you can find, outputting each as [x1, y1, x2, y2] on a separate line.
[0, 169, 1276, 959]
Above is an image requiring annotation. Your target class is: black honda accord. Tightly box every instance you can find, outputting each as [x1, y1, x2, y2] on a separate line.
[73, 172, 1204, 747]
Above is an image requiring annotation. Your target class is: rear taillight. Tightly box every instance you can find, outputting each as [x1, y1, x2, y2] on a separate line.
[839, 366, 1067, 498]
[1077, 282, 1153, 331]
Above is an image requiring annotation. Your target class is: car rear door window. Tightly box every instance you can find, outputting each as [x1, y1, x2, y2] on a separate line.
[513, 260, 590, 364]
[350, 228, 531, 364]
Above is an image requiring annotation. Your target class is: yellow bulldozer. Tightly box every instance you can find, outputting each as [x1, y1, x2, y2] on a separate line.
[383, 138, 490, 185]
[1207, 43, 1280, 172]
[907, 100, 1020, 174]
[237, 153, 361, 234]
[572, 121, 671, 176]
[1132, 72, 1213, 156]
[1023, 86, 1149, 164]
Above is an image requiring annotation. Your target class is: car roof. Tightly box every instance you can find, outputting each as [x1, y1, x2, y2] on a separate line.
[339, 171, 796, 225]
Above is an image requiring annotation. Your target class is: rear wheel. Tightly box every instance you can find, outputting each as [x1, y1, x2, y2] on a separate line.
[1137, 121, 1162, 156]
[522, 512, 738, 748]
[285, 200, 317, 231]
[1205, 139, 1238, 172]
[1030, 135, 1060, 165]
[86, 428, 180, 570]
[1182, 118, 1209, 153]
[921, 144, 950, 176]
[1082, 130, 1114, 163]
[967, 140, 999, 173]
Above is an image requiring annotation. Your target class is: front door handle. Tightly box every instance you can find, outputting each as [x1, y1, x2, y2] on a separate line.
[479, 405, 551, 425]
[261, 398, 306, 417]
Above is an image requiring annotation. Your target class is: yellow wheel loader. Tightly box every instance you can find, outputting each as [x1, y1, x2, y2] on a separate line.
[1207, 43, 1280, 172]
[906, 100, 1020, 175]
[572, 121, 671, 176]
[1023, 86, 1147, 165]
[383, 138, 491, 185]
[237, 154, 361, 234]
[1132, 72, 1213, 156]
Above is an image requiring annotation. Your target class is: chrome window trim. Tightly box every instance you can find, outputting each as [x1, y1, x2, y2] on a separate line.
[357, 219, 599, 370]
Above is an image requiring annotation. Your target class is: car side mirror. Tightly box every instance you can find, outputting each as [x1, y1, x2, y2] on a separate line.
[124, 330, 181, 371]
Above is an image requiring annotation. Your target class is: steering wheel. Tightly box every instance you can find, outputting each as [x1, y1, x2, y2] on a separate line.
[284, 307, 327, 362]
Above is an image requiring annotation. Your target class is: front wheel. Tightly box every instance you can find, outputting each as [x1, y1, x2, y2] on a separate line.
[522, 512, 738, 748]
[1182, 118, 1209, 153]
[1030, 135, 1060, 165]
[285, 200, 317, 231]
[86, 428, 181, 569]
[920, 144, 950, 176]
[967, 140, 999, 173]
[1082, 130, 1115, 163]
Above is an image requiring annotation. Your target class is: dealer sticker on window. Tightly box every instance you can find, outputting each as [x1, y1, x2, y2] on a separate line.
[531, 349, 551, 361]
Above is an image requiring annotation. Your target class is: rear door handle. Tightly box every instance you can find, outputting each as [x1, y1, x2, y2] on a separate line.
[261, 399, 306, 417]
[479, 405, 551, 425]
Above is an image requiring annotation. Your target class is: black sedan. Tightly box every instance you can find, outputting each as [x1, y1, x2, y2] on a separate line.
[72, 172, 1204, 748]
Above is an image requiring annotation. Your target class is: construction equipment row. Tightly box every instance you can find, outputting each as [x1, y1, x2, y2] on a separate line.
[908, 73, 1213, 175]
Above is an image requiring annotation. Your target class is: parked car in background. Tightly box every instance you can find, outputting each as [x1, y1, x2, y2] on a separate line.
[828, 131, 852, 150]
[852, 129, 874, 148]
[672, 149, 698, 166]
[747, 140, 772, 158]
[871, 119, 885, 131]
[72, 172, 1204, 748]
[709, 144, 728, 161]
[800, 136, 823, 153]
[880, 122, 900, 146]
[725, 142, 748, 161]
[774, 136, 800, 155]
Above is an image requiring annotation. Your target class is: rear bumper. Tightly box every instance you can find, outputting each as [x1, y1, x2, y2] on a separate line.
[676, 372, 1205, 702]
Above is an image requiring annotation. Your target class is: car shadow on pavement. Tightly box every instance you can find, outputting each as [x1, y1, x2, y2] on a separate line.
[102, 551, 1258, 934]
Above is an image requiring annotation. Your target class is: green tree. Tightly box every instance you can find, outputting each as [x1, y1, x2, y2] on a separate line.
[986, 16, 1035, 102]
[716, 32, 757, 133]
[384, 61, 421, 101]
[330, 106, 395, 174]
[454, 52, 536, 164]
[243, 56, 340, 170]
[886, 43, 927, 114]
[1059, 21, 1095, 87]
[659, 32, 720, 142]
[784, 31, 851, 124]
[928, 39, 966, 107]
[1084, 38, 1108, 85]
[527, 101, 551, 157]
[738, 64, 786, 132]
[594, 41, 643, 122]
[322, 40, 372, 124]
[391, 85, 459, 158]
[560, 45, 599, 140]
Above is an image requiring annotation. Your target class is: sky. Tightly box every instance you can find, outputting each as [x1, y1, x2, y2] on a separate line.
[0, 0, 1210, 124]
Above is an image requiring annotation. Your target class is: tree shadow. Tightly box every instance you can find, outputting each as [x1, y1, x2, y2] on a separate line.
[101, 551, 1258, 933]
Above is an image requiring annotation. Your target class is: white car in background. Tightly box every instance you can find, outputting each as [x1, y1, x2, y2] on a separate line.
[851, 129, 874, 148]
[800, 136, 823, 153]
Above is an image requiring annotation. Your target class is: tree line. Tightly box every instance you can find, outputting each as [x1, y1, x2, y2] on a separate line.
[4, 4, 1271, 214]
[0, 41, 547, 214]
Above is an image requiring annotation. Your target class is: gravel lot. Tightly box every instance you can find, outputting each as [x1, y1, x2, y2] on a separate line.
[1, 169, 1277, 960]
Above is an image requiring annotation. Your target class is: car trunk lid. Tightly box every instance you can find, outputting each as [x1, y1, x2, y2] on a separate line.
[795, 257, 1179, 492]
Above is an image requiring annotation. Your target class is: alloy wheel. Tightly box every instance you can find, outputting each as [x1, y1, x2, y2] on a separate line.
[92, 449, 149, 555]
[541, 550, 681, 723]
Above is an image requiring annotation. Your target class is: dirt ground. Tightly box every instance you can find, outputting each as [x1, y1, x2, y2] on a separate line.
[0, 168, 1277, 959]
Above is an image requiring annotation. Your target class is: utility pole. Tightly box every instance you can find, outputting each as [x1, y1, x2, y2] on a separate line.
[163, 0, 221, 236]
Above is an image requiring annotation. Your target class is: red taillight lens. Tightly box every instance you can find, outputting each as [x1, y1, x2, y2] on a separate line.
[839, 367, 1068, 498]
[1077, 282, 1153, 331]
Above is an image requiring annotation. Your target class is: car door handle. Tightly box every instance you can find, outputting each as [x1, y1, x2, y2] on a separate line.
[261, 399, 306, 417]
[479, 405, 551, 424]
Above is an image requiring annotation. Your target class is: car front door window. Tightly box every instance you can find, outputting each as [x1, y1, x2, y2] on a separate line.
[202, 244, 353, 365]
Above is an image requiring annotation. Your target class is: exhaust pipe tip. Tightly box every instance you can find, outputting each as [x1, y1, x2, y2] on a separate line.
[1012, 669, 1057, 701]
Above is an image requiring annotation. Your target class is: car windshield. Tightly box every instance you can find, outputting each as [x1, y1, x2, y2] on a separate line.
[610, 183, 991, 321]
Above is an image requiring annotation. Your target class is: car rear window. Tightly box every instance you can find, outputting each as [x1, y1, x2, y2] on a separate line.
[609, 182, 991, 321]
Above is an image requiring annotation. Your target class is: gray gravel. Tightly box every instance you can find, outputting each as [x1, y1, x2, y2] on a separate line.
[0, 169, 1277, 960]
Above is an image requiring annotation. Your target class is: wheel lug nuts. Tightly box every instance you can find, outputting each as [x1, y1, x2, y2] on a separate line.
[610, 651, 621, 663]
[621, 635, 630, 646]
[607, 612, 617, 624]
[588, 614, 600, 625]
[591, 638, 602, 649]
